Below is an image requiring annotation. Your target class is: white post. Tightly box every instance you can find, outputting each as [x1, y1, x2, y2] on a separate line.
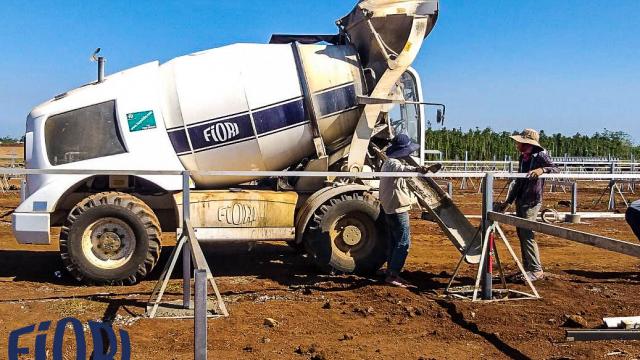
[194, 269, 207, 360]
[182, 171, 191, 309]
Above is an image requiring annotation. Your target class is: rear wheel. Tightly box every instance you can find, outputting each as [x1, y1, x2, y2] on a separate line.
[303, 192, 387, 274]
[60, 192, 162, 285]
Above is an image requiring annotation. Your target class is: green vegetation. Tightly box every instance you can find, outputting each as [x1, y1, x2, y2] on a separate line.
[424, 128, 640, 160]
[0, 136, 23, 144]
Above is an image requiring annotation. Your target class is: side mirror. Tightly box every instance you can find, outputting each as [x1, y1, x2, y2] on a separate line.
[436, 109, 445, 125]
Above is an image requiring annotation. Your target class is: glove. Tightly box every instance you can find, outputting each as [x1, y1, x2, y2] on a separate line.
[528, 168, 544, 179]
[493, 201, 509, 213]
[419, 163, 442, 174]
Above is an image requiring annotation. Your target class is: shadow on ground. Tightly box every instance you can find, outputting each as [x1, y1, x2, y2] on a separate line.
[0, 243, 456, 293]
[564, 269, 639, 283]
[435, 299, 532, 360]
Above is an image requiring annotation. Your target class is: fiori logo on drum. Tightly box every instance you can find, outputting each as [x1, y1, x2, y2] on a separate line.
[203, 121, 240, 143]
[8, 317, 130, 360]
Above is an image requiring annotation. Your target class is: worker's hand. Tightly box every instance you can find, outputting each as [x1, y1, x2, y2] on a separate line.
[419, 163, 442, 174]
[493, 201, 509, 213]
[528, 168, 544, 179]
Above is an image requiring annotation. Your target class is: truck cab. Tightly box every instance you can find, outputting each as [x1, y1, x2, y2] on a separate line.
[16, 62, 185, 246]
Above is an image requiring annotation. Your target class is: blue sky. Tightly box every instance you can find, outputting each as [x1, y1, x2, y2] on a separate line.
[1, 1, 639, 141]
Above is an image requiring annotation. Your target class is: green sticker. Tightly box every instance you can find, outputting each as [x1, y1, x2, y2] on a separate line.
[127, 110, 156, 132]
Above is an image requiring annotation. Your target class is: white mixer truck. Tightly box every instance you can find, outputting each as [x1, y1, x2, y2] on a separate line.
[14, 0, 475, 285]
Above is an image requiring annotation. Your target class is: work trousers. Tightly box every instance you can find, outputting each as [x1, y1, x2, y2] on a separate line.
[385, 211, 411, 276]
[515, 202, 543, 273]
[626, 200, 640, 240]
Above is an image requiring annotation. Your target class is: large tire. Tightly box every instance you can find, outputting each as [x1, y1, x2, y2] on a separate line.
[303, 192, 387, 274]
[60, 192, 162, 285]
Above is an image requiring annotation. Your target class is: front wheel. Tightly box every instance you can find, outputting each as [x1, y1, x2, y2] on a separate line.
[303, 192, 387, 274]
[59, 192, 162, 285]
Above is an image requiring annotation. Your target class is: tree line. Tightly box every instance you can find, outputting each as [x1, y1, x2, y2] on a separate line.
[0, 136, 24, 144]
[424, 128, 640, 160]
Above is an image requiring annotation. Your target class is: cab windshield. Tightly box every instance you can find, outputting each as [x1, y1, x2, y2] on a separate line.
[389, 71, 422, 151]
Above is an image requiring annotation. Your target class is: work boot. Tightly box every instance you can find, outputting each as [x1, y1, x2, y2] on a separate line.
[385, 274, 415, 288]
[509, 271, 545, 284]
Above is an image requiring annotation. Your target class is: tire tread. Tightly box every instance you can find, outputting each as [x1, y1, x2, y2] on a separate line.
[59, 192, 162, 285]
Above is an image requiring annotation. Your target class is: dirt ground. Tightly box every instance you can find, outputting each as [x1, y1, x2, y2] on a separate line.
[0, 145, 23, 167]
[0, 182, 639, 359]
[0, 145, 22, 157]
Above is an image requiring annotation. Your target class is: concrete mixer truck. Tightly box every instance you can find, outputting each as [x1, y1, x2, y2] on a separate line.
[14, 0, 474, 285]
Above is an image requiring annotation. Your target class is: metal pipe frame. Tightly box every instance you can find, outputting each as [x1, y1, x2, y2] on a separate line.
[571, 182, 578, 215]
[194, 269, 207, 360]
[423, 160, 640, 175]
[3, 167, 640, 180]
[182, 172, 191, 309]
[566, 329, 640, 342]
[481, 173, 493, 300]
[488, 212, 640, 258]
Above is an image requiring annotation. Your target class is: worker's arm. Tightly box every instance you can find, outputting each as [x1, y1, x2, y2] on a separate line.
[496, 178, 524, 212]
[504, 179, 522, 205]
[541, 151, 560, 174]
[529, 151, 559, 178]
[386, 159, 417, 173]
[396, 161, 441, 174]
[502, 157, 524, 209]
[383, 159, 442, 174]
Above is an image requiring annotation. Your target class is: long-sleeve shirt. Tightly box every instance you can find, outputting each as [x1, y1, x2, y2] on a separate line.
[506, 148, 559, 206]
[627, 200, 640, 240]
[380, 158, 417, 214]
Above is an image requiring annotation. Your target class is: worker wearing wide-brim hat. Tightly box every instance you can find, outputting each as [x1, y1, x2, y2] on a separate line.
[379, 134, 441, 288]
[495, 128, 559, 283]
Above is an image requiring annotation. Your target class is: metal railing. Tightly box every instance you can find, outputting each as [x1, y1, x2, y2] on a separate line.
[429, 160, 640, 175]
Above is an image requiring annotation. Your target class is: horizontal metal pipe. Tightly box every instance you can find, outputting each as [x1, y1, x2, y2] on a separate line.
[1, 167, 639, 180]
[466, 212, 626, 220]
[433, 160, 640, 165]
[488, 212, 640, 258]
[566, 329, 640, 341]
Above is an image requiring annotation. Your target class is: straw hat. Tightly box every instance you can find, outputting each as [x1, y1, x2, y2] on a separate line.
[510, 128, 541, 147]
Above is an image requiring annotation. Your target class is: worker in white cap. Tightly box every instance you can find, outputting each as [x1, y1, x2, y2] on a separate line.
[495, 128, 558, 283]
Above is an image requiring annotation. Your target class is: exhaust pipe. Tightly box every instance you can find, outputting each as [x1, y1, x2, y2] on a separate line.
[91, 48, 105, 83]
[98, 56, 105, 83]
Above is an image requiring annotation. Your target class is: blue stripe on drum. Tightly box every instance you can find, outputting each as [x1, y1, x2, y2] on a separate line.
[314, 84, 357, 118]
[167, 83, 358, 155]
[253, 98, 306, 135]
[167, 129, 191, 155]
[166, 110, 248, 132]
[187, 114, 254, 151]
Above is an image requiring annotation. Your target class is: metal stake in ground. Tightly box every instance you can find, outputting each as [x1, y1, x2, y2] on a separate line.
[183, 171, 192, 309]
[194, 269, 208, 360]
[481, 173, 494, 300]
